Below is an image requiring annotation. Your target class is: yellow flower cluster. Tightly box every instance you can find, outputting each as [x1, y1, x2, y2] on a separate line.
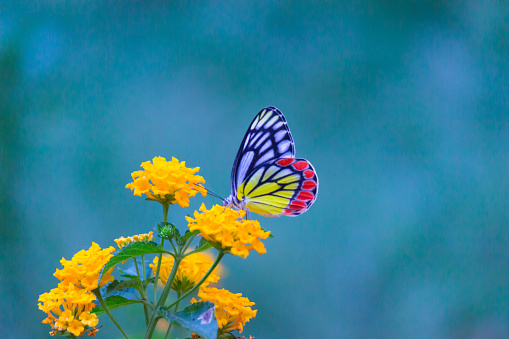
[150, 252, 221, 293]
[125, 156, 207, 207]
[186, 204, 271, 258]
[38, 243, 116, 337]
[191, 287, 257, 334]
[114, 231, 154, 249]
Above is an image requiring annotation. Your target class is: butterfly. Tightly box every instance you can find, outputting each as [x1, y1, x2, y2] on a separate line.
[223, 106, 318, 217]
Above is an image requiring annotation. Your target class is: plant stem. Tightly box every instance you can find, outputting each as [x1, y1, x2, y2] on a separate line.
[182, 234, 196, 253]
[94, 288, 129, 339]
[142, 254, 147, 281]
[156, 257, 182, 310]
[153, 239, 165, 304]
[162, 203, 169, 223]
[169, 238, 177, 253]
[144, 255, 182, 339]
[134, 258, 150, 325]
[164, 293, 181, 339]
[139, 289, 150, 326]
[167, 250, 224, 309]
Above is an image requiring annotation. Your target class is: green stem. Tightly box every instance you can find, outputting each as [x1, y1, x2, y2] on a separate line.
[162, 203, 169, 223]
[153, 239, 165, 304]
[167, 250, 224, 309]
[164, 293, 181, 339]
[156, 257, 182, 310]
[94, 288, 129, 339]
[133, 258, 150, 325]
[133, 258, 139, 275]
[169, 238, 177, 254]
[144, 255, 182, 339]
[182, 234, 196, 253]
[142, 255, 147, 281]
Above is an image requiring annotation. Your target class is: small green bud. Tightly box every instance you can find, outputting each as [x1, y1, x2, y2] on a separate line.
[157, 222, 176, 240]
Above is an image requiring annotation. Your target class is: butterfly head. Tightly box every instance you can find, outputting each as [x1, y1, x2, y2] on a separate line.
[222, 195, 233, 207]
[223, 194, 248, 212]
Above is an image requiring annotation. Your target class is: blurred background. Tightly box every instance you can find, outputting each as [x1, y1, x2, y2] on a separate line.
[1, 1, 508, 338]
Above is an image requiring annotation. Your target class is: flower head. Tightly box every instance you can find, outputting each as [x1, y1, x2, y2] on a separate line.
[150, 252, 221, 293]
[38, 243, 115, 337]
[191, 287, 257, 334]
[53, 242, 116, 291]
[114, 231, 154, 249]
[186, 204, 270, 258]
[125, 156, 206, 207]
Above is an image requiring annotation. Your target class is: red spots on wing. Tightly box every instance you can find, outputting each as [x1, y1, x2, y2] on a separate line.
[289, 200, 307, 209]
[304, 170, 315, 179]
[277, 158, 294, 166]
[284, 208, 302, 215]
[296, 191, 314, 201]
[292, 161, 309, 171]
[302, 180, 317, 190]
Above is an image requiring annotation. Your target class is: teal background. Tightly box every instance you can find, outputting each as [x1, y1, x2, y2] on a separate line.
[1, 1, 509, 338]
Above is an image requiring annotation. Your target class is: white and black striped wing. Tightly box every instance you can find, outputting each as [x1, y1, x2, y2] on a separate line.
[231, 106, 295, 195]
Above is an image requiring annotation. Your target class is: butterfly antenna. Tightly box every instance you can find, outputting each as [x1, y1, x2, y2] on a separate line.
[195, 184, 224, 201]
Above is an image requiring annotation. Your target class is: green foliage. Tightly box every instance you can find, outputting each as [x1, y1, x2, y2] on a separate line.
[182, 229, 200, 244]
[105, 279, 143, 296]
[189, 237, 213, 254]
[92, 295, 143, 317]
[118, 259, 153, 279]
[99, 241, 170, 283]
[161, 302, 218, 339]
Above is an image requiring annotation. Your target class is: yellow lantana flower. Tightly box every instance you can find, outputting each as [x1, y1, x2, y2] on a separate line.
[191, 287, 257, 334]
[53, 242, 116, 291]
[150, 252, 221, 293]
[38, 243, 115, 337]
[125, 156, 207, 207]
[114, 231, 154, 249]
[186, 204, 270, 259]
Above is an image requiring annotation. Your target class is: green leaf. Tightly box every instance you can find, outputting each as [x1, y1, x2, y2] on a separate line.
[193, 239, 213, 254]
[181, 229, 200, 243]
[217, 334, 237, 339]
[105, 278, 143, 296]
[117, 259, 154, 279]
[174, 228, 184, 246]
[161, 302, 217, 339]
[198, 237, 208, 248]
[92, 295, 143, 316]
[98, 241, 169, 283]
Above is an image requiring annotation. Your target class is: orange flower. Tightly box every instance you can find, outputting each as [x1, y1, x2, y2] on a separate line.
[191, 287, 257, 334]
[186, 204, 270, 258]
[125, 156, 206, 207]
[38, 243, 115, 337]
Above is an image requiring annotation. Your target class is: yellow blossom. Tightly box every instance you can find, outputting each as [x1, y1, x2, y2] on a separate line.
[186, 204, 270, 258]
[114, 231, 154, 249]
[38, 243, 115, 337]
[53, 242, 116, 291]
[125, 156, 207, 207]
[67, 319, 85, 336]
[191, 287, 257, 334]
[150, 252, 221, 293]
[79, 312, 99, 327]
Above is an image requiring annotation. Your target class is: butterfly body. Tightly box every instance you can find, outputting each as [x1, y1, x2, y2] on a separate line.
[224, 106, 318, 217]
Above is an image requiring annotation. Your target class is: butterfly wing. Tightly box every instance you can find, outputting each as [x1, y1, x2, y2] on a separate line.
[231, 106, 295, 197]
[236, 157, 319, 217]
